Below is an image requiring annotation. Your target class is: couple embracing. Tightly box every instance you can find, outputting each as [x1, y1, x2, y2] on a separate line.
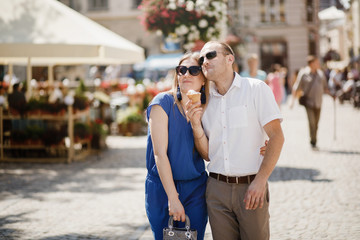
[145, 41, 284, 240]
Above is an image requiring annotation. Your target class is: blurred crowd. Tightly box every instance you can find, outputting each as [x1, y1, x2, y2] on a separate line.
[238, 53, 360, 109]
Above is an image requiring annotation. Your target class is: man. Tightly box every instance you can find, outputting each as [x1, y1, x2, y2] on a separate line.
[8, 82, 26, 116]
[240, 53, 267, 82]
[292, 56, 331, 149]
[187, 41, 284, 239]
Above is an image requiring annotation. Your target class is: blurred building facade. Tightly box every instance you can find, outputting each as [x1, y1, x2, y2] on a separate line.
[350, 0, 360, 59]
[227, 0, 321, 76]
[59, 0, 324, 77]
[319, 6, 348, 65]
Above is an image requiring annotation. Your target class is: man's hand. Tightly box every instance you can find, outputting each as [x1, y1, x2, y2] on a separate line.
[244, 178, 267, 210]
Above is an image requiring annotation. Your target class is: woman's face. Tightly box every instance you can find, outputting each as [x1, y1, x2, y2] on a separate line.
[177, 58, 205, 94]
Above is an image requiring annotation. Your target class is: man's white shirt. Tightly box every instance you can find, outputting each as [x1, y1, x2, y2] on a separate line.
[202, 73, 282, 176]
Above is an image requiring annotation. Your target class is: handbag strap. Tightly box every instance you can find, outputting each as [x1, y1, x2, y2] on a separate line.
[167, 215, 191, 229]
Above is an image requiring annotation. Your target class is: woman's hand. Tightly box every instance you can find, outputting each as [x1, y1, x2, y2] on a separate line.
[260, 140, 268, 156]
[185, 100, 203, 129]
[168, 197, 186, 222]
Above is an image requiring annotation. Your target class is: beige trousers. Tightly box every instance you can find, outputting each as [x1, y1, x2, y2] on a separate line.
[206, 177, 270, 240]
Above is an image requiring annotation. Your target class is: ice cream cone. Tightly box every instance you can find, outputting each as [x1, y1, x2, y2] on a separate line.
[186, 90, 201, 103]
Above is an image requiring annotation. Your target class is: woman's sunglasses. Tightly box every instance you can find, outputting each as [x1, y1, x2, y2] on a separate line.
[176, 66, 202, 76]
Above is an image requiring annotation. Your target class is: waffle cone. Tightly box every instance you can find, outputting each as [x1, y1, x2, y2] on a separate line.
[186, 91, 201, 103]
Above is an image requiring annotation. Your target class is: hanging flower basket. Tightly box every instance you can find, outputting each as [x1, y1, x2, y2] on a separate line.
[139, 0, 228, 50]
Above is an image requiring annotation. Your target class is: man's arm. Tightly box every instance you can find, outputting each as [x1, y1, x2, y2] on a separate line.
[193, 126, 209, 161]
[244, 119, 284, 210]
[185, 101, 209, 161]
[290, 70, 304, 108]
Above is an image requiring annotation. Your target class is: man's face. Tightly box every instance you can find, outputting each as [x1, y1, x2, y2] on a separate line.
[310, 59, 320, 70]
[248, 58, 258, 70]
[199, 43, 226, 80]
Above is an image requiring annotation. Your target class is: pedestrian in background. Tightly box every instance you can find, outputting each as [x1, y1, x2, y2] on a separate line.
[145, 52, 209, 240]
[292, 55, 333, 149]
[266, 63, 285, 107]
[187, 41, 284, 240]
[8, 82, 26, 116]
[240, 53, 267, 82]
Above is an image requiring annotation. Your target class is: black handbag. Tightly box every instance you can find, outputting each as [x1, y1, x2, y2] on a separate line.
[163, 215, 197, 240]
[299, 95, 307, 106]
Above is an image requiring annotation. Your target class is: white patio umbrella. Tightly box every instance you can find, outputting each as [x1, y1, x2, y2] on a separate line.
[0, 0, 145, 97]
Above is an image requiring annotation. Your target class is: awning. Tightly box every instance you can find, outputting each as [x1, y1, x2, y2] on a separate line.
[134, 53, 183, 71]
[0, 0, 145, 65]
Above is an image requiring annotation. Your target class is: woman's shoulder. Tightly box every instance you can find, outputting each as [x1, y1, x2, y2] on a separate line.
[147, 92, 174, 119]
[148, 91, 175, 111]
[152, 91, 174, 103]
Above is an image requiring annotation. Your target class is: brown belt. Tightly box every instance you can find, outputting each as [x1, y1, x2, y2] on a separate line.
[209, 172, 256, 184]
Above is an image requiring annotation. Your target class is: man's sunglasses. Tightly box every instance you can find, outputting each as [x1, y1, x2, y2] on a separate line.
[199, 50, 229, 66]
[176, 66, 202, 76]
[198, 51, 219, 66]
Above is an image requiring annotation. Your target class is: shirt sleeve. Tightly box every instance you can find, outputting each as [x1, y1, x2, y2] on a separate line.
[254, 81, 283, 126]
[293, 68, 306, 92]
[146, 92, 173, 121]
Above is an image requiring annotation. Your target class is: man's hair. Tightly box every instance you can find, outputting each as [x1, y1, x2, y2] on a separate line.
[220, 42, 235, 56]
[248, 53, 258, 60]
[307, 55, 318, 65]
[205, 41, 234, 56]
[13, 83, 20, 90]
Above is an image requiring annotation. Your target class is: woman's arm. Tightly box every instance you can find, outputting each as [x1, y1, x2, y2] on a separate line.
[149, 105, 186, 222]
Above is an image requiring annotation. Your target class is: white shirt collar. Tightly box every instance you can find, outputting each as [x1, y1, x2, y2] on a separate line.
[209, 72, 242, 97]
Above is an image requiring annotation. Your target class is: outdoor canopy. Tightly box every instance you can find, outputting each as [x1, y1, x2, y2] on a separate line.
[0, 0, 145, 65]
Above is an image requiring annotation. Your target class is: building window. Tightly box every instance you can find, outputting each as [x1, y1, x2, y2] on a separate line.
[132, 0, 142, 9]
[88, 0, 108, 11]
[270, 0, 275, 22]
[260, 0, 266, 22]
[279, 0, 285, 22]
[260, 0, 286, 23]
[306, 0, 314, 22]
[308, 31, 317, 55]
[59, 0, 81, 11]
[260, 41, 288, 72]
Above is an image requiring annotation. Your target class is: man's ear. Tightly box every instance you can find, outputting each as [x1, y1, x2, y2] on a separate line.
[227, 54, 235, 66]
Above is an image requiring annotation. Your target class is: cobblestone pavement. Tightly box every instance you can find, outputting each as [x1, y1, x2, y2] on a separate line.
[1, 95, 360, 240]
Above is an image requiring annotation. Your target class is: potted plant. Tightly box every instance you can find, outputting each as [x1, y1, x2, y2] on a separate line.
[42, 126, 67, 147]
[138, 0, 227, 50]
[25, 125, 45, 145]
[10, 130, 28, 145]
[117, 106, 146, 136]
[90, 119, 108, 149]
[73, 95, 89, 112]
[74, 122, 91, 142]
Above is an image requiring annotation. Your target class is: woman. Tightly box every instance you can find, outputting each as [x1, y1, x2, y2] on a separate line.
[267, 64, 285, 107]
[145, 52, 209, 240]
